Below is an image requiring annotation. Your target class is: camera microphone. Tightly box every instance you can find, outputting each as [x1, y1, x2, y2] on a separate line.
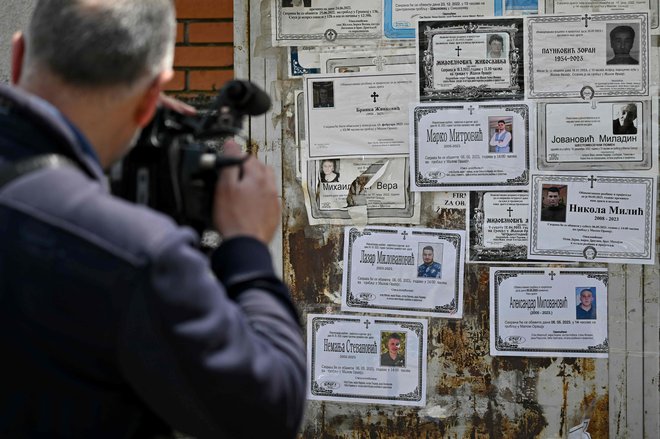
[217, 80, 271, 116]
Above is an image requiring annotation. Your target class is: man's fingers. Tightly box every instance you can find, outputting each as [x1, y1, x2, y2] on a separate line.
[158, 94, 197, 115]
[222, 139, 243, 157]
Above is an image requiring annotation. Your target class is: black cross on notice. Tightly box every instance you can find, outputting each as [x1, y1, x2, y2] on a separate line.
[582, 14, 591, 28]
[548, 271, 556, 280]
[507, 207, 514, 217]
[371, 92, 379, 103]
[455, 46, 462, 56]
[588, 175, 597, 188]
[364, 320, 371, 329]
[467, 105, 475, 115]
[401, 231, 409, 240]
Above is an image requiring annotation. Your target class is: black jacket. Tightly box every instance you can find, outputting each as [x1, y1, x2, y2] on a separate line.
[0, 84, 306, 438]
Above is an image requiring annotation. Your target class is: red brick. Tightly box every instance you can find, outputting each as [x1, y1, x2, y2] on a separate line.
[188, 22, 233, 43]
[175, 0, 232, 19]
[188, 69, 234, 91]
[163, 70, 186, 91]
[174, 46, 233, 67]
[176, 22, 185, 43]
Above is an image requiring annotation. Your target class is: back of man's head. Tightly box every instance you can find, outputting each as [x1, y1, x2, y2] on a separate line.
[23, 0, 175, 91]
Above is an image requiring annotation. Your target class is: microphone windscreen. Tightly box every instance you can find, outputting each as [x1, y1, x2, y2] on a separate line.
[222, 80, 271, 116]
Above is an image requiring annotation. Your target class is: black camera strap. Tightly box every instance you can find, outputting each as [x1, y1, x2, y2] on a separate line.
[0, 154, 79, 191]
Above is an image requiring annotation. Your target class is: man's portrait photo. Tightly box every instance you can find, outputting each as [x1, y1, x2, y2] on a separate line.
[486, 34, 506, 59]
[606, 24, 639, 65]
[612, 103, 638, 134]
[540, 185, 567, 222]
[488, 117, 513, 153]
[283, 0, 312, 7]
[380, 332, 406, 367]
[417, 243, 442, 279]
[576, 288, 597, 320]
[312, 81, 334, 108]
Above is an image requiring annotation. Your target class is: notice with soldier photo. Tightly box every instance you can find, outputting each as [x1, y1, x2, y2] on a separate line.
[526, 12, 650, 98]
[468, 191, 530, 262]
[302, 157, 420, 225]
[273, 0, 382, 46]
[537, 100, 654, 171]
[384, 0, 501, 39]
[307, 314, 427, 406]
[410, 102, 530, 191]
[304, 72, 414, 158]
[528, 173, 657, 264]
[417, 17, 525, 101]
[490, 267, 608, 358]
[342, 226, 465, 318]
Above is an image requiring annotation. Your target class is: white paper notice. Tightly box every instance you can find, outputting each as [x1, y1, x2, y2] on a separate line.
[302, 157, 420, 225]
[305, 72, 414, 158]
[307, 314, 428, 406]
[536, 100, 654, 171]
[490, 267, 608, 358]
[528, 173, 657, 264]
[384, 0, 500, 39]
[417, 17, 525, 101]
[410, 102, 531, 191]
[342, 226, 465, 318]
[526, 12, 650, 98]
[273, 0, 382, 46]
[469, 191, 530, 262]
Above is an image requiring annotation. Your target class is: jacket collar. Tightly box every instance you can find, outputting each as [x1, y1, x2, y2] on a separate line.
[0, 83, 106, 183]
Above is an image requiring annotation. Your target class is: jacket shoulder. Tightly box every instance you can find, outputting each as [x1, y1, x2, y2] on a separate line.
[0, 165, 195, 266]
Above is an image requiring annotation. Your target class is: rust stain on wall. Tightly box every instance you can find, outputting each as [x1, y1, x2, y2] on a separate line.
[284, 227, 343, 304]
[585, 393, 609, 438]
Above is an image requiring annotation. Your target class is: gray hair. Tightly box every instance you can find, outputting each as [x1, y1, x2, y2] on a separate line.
[24, 0, 175, 89]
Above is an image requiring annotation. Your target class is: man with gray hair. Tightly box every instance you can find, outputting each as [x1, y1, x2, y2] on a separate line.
[0, 1, 305, 438]
[612, 103, 638, 134]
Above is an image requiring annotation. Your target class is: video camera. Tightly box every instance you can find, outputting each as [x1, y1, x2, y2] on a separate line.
[111, 80, 271, 236]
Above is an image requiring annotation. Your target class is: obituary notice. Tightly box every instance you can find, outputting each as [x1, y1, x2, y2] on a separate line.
[410, 102, 530, 191]
[542, 0, 659, 34]
[342, 226, 465, 318]
[307, 314, 427, 406]
[528, 173, 657, 264]
[417, 17, 525, 101]
[273, 0, 382, 46]
[384, 0, 501, 39]
[305, 72, 414, 158]
[490, 267, 608, 358]
[469, 191, 530, 262]
[537, 100, 653, 171]
[302, 157, 420, 225]
[526, 12, 650, 98]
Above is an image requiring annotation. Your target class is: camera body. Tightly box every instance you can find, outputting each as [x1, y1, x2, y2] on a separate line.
[110, 80, 271, 235]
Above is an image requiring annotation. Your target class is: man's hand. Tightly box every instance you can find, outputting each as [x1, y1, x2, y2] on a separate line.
[213, 141, 281, 244]
[158, 93, 197, 115]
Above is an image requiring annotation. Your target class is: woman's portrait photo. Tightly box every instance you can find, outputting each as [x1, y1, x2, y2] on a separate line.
[319, 159, 340, 183]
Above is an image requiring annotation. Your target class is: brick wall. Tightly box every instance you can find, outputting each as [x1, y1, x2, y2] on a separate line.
[166, 0, 234, 96]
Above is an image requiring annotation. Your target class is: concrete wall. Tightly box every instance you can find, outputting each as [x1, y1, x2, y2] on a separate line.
[0, 0, 36, 83]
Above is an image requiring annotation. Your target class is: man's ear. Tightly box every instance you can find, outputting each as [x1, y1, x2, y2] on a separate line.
[134, 69, 174, 128]
[11, 32, 25, 85]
